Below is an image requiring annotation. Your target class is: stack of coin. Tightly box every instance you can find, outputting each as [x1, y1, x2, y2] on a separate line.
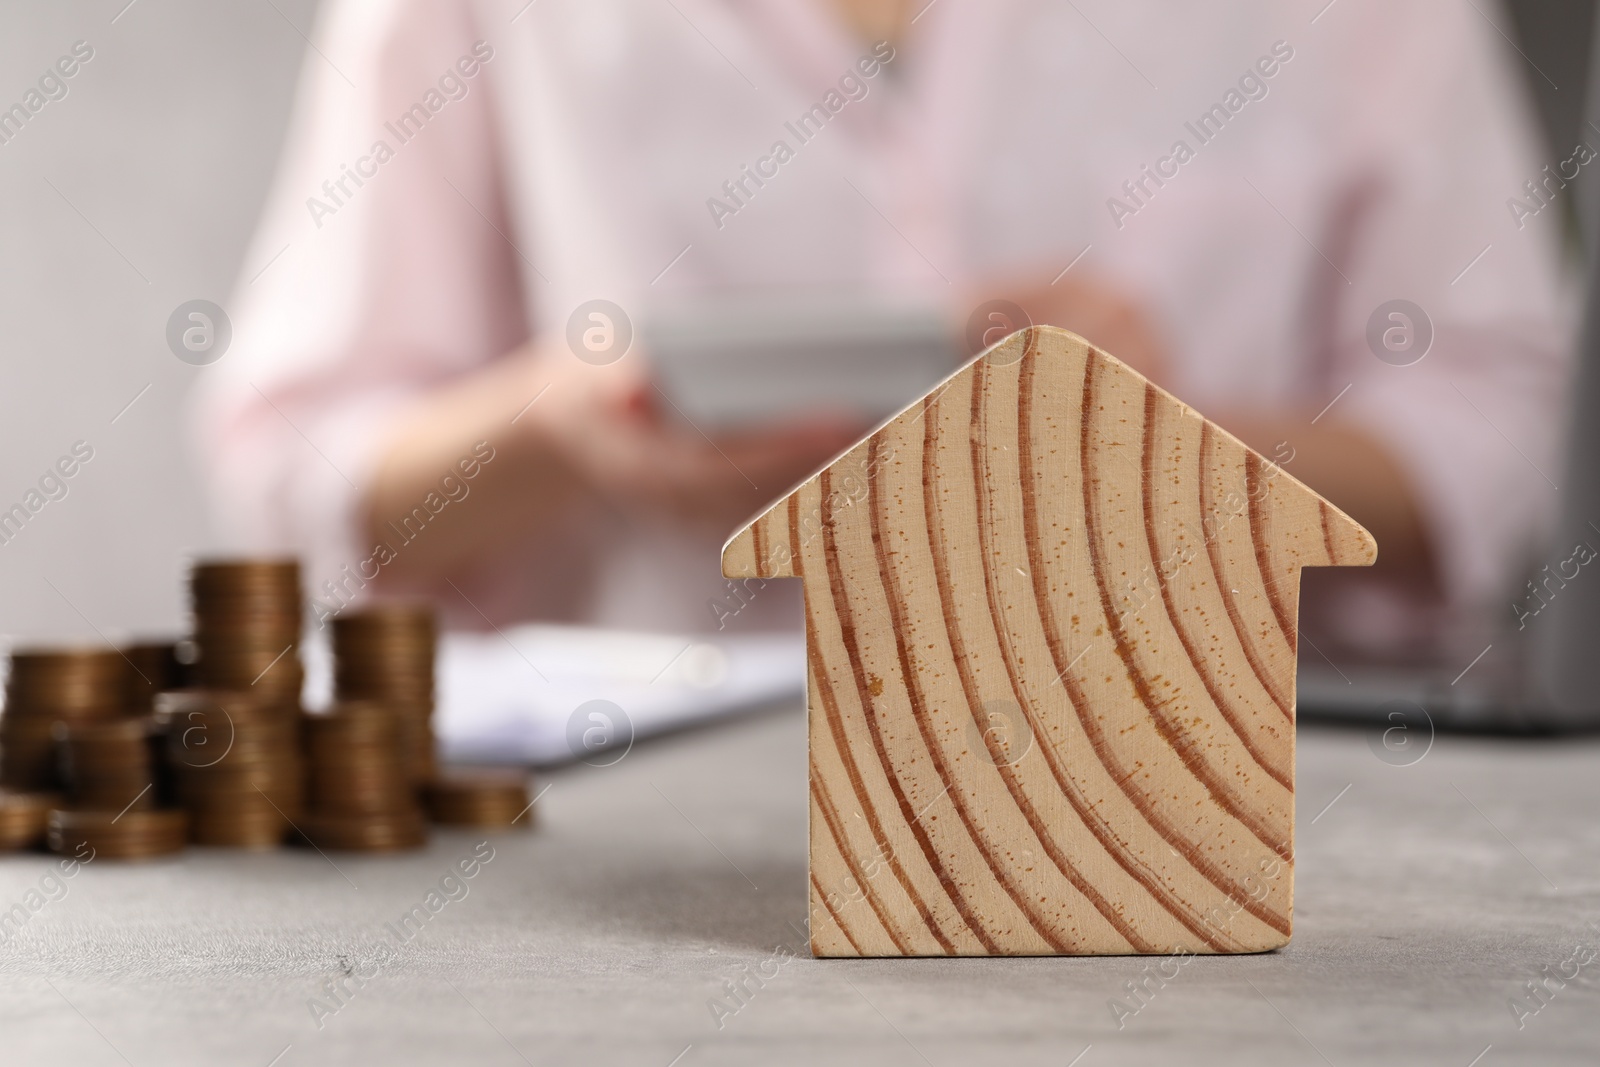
[121, 641, 188, 713]
[300, 701, 426, 851]
[190, 561, 304, 713]
[47, 808, 187, 860]
[332, 605, 437, 784]
[55, 717, 162, 813]
[1, 648, 128, 790]
[159, 689, 303, 849]
[423, 770, 534, 829]
[0, 789, 59, 850]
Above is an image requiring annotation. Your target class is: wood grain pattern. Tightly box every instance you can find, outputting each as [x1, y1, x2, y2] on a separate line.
[723, 326, 1376, 956]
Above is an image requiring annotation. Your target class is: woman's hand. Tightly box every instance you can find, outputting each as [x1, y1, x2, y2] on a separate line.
[960, 274, 1432, 582]
[530, 349, 864, 529]
[362, 338, 866, 586]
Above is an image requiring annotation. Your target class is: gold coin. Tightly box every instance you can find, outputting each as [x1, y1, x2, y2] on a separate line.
[423, 770, 535, 829]
[0, 790, 60, 850]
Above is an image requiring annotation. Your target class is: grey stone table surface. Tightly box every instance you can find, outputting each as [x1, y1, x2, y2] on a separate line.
[0, 706, 1597, 1067]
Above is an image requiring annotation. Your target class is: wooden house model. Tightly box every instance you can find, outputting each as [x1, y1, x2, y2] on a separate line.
[722, 325, 1376, 956]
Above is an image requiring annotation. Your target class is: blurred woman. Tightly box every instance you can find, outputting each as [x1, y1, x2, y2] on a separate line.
[197, 0, 1571, 663]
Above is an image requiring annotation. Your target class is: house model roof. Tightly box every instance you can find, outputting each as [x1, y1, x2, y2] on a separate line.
[723, 325, 1376, 956]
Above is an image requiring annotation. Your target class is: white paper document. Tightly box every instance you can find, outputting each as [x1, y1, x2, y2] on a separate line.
[309, 625, 805, 766]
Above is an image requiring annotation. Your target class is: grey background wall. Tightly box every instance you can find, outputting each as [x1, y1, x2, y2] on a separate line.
[0, 0, 1586, 646]
[0, 0, 315, 644]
